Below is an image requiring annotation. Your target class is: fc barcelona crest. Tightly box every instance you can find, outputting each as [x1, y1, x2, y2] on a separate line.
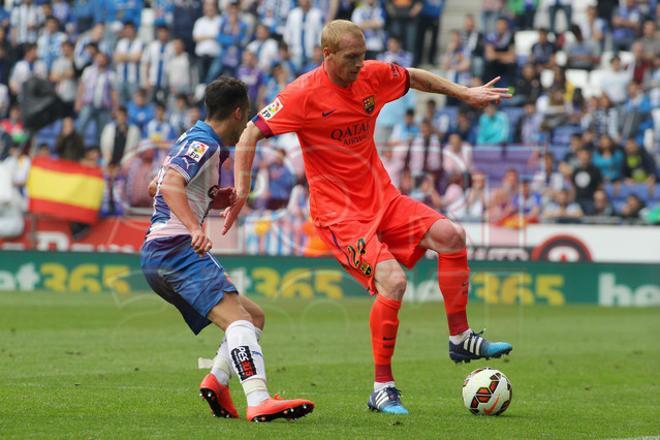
[363, 96, 375, 114]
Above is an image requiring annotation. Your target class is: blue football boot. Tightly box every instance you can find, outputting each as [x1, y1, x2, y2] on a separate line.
[367, 386, 409, 415]
[449, 330, 512, 363]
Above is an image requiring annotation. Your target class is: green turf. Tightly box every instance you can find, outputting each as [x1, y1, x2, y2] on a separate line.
[0, 291, 658, 439]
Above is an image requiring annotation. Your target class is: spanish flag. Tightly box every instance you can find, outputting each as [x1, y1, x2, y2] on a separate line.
[27, 157, 105, 224]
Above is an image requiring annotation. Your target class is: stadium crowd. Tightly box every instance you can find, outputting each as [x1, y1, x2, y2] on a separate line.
[0, 0, 659, 239]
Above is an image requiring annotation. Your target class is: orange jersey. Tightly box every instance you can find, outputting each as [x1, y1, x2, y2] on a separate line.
[253, 60, 410, 226]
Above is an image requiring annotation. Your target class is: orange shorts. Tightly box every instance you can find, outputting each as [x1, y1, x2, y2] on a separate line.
[316, 194, 444, 294]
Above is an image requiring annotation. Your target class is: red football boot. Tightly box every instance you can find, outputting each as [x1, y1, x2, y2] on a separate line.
[199, 373, 239, 418]
[246, 394, 315, 422]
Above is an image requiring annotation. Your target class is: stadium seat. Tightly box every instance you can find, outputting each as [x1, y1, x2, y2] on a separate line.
[35, 120, 62, 152]
[515, 31, 539, 57]
[540, 69, 554, 89]
[566, 69, 589, 91]
[588, 69, 608, 95]
[600, 51, 634, 69]
[554, 50, 567, 67]
[552, 125, 581, 146]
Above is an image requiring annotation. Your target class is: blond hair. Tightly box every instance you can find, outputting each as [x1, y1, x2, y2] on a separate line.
[321, 20, 364, 53]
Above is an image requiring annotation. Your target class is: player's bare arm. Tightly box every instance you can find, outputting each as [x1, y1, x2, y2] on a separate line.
[148, 176, 158, 198]
[222, 121, 266, 235]
[159, 168, 212, 255]
[407, 68, 512, 109]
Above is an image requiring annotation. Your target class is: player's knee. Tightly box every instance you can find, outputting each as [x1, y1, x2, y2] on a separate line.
[381, 269, 407, 300]
[250, 305, 265, 330]
[447, 223, 466, 251]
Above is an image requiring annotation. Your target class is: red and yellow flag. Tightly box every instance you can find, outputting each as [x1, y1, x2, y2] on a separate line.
[27, 157, 105, 224]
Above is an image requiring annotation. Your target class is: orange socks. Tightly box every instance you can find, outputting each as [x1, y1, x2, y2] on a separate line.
[438, 249, 470, 336]
[370, 294, 401, 383]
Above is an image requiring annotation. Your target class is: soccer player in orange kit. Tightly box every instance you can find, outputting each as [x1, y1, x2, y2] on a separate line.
[223, 20, 513, 414]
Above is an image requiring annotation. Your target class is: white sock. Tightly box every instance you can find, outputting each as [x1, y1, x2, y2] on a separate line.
[225, 320, 270, 407]
[211, 326, 263, 385]
[449, 328, 472, 345]
[374, 381, 396, 392]
[211, 337, 232, 385]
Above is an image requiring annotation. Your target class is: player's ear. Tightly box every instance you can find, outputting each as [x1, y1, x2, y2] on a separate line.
[232, 106, 243, 121]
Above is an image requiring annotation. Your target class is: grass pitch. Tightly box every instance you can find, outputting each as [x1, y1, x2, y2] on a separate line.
[0, 291, 658, 439]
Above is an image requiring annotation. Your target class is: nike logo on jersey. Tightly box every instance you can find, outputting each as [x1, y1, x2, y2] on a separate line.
[322, 109, 336, 117]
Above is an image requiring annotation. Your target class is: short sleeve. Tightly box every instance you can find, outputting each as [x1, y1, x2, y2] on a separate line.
[167, 140, 216, 183]
[252, 87, 306, 138]
[368, 61, 410, 104]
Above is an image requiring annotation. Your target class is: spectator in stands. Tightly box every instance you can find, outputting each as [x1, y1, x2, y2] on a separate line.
[301, 45, 323, 73]
[572, 148, 603, 213]
[538, 88, 569, 138]
[483, 17, 516, 86]
[352, 0, 386, 60]
[443, 132, 473, 179]
[385, 0, 422, 54]
[481, 0, 503, 36]
[621, 81, 653, 145]
[622, 138, 656, 186]
[593, 134, 624, 183]
[441, 30, 471, 91]
[410, 172, 442, 210]
[592, 189, 615, 217]
[37, 16, 65, 72]
[80, 144, 100, 167]
[9, 43, 47, 97]
[52, 0, 71, 30]
[529, 28, 554, 68]
[10, 0, 43, 47]
[611, 0, 641, 52]
[547, 0, 571, 34]
[114, 21, 143, 104]
[145, 102, 176, 146]
[578, 5, 607, 53]
[511, 63, 542, 106]
[406, 119, 441, 179]
[506, 0, 537, 30]
[127, 88, 155, 135]
[0, 153, 24, 238]
[477, 103, 509, 145]
[600, 56, 631, 105]
[461, 14, 485, 78]
[261, 62, 290, 109]
[50, 40, 76, 115]
[414, 0, 444, 65]
[0, 106, 26, 146]
[560, 133, 584, 174]
[55, 117, 84, 162]
[379, 35, 413, 67]
[512, 178, 542, 223]
[259, 0, 294, 38]
[532, 151, 565, 203]
[543, 188, 583, 221]
[639, 20, 658, 65]
[169, 93, 189, 136]
[265, 148, 295, 210]
[73, 23, 110, 73]
[447, 170, 486, 221]
[167, 39, 193, 97]
[327, 0, 357, 22]
[143, 24, 173, 102]
[487, 167, 518, 223]
[237, 51, 265, 115]
[620, 193, 645, 220]
[277, 42, 299, 81]
[565, 24, 600, 71]
[193, 0, 221, 83]
[587, 94, 620, 140]
[171, 0, 202, 54]
[246, 24, 280, 73]
[388, 108, 419, 152]
[209, 1, 249, 79]
[101, 106, 140, 167]
[515, 101, 542, 145]
[284, 0, 324, 71]
[122, 147, 163, 208]
[630, 42, 651, 86]
[73, 0, 95, 34]
[398, 167, 414, 195]
[453, 111, 477, 146]
[75, 52, 116, 145]
[381, 146, 403, 187]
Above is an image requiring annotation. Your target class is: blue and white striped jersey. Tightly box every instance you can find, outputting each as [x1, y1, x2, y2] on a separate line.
[145, 120, 229, 241]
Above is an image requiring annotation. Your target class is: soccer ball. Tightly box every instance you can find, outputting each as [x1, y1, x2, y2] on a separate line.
[462, 368, 512, 416]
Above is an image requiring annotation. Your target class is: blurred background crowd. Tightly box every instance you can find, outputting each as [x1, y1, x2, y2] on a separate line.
[0, 0, 659, 241]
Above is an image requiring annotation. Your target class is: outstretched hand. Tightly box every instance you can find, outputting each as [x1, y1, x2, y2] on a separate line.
[465, 76, 512, 109]
[222, 194, 248, 235]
